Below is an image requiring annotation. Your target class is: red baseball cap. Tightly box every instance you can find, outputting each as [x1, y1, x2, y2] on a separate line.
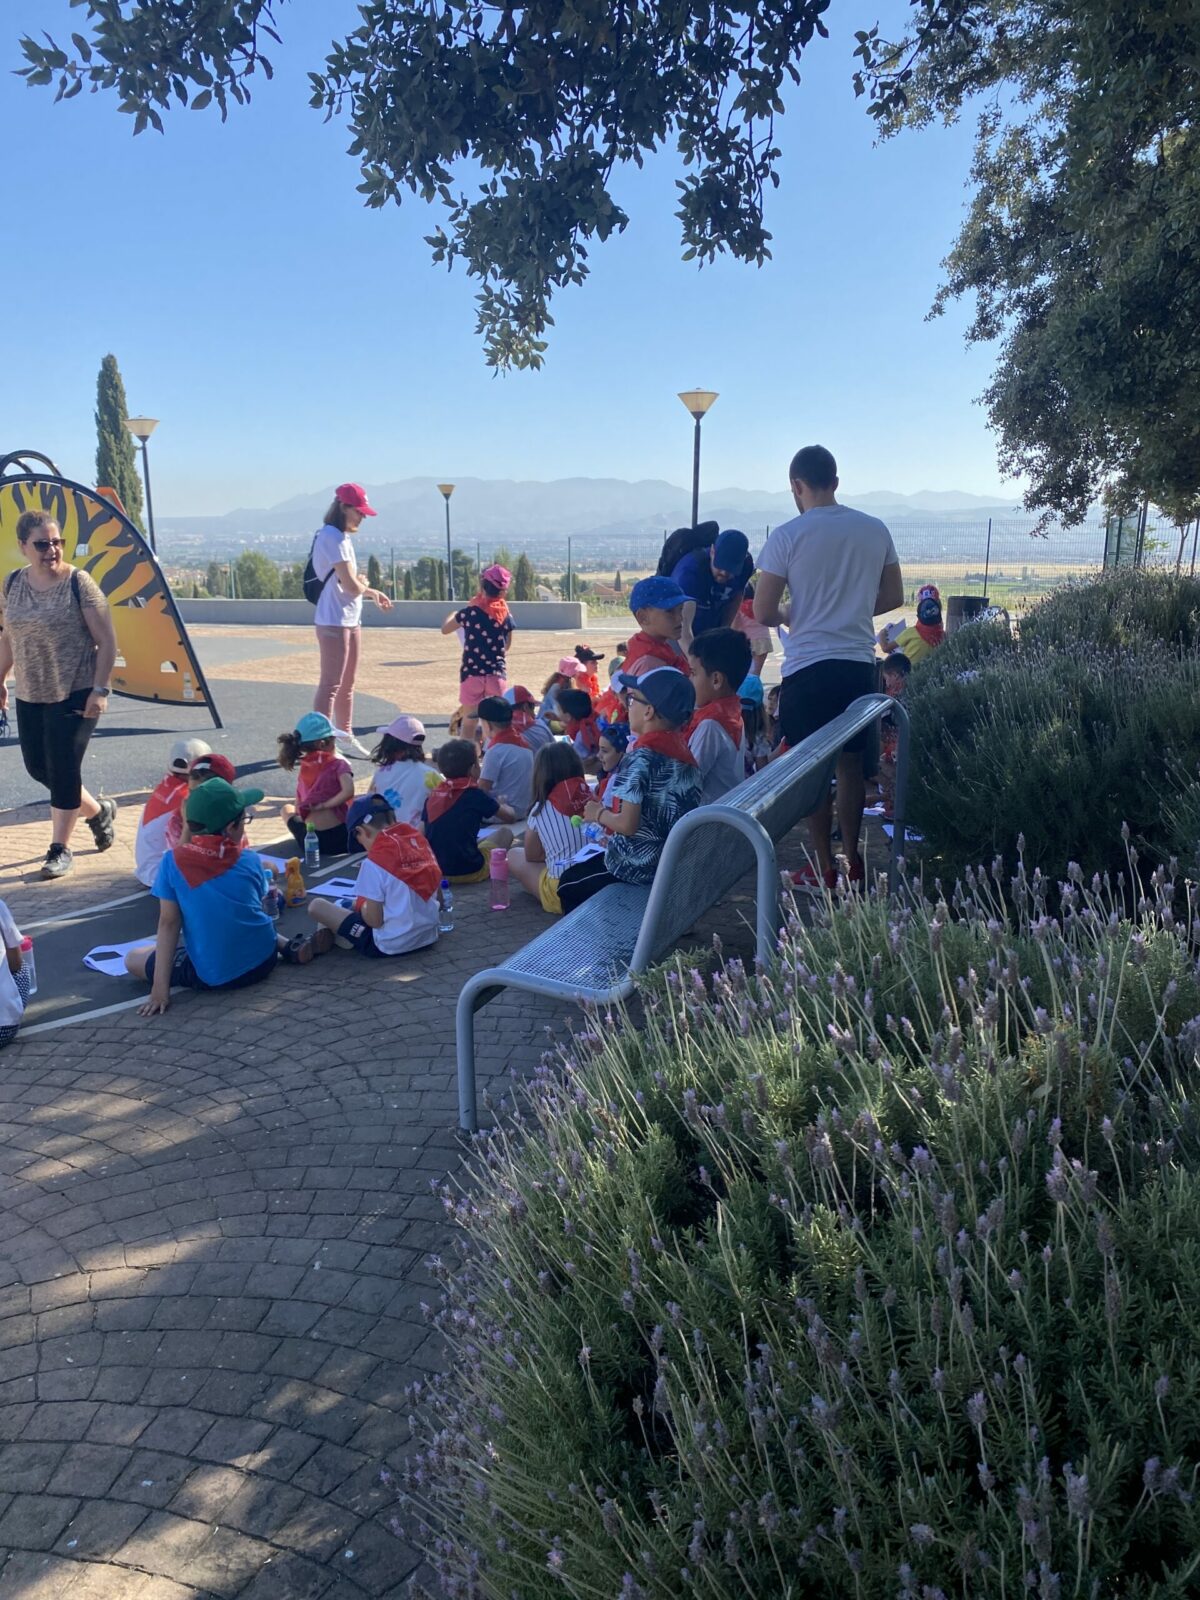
[335, 482, 377, 517]
[509, 685, 535, 704]
[190, 752, 237, 782]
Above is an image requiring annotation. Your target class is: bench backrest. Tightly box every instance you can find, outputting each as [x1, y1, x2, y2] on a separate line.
[629, 693, 894, 970]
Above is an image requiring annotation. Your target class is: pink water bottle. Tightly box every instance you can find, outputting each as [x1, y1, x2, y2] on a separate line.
[489, 847, 510, 911]
[19, 936, 37, 996]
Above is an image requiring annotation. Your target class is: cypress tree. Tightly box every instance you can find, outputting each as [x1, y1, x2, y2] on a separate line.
[367, 553, 383, 591]
[95, 355, 145, 531]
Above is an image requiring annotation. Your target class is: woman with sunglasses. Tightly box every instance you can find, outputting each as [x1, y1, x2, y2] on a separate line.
[0, 510, 119, 879]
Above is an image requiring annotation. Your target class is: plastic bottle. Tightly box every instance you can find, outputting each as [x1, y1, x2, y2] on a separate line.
[438, 880, 455, 933]
[304, 822, 321, 870]
[489, 848, 510, 911]
[570, 815, 605, 846]
[18, 936, 37, 996]
[263, 884, 283, 921]
[284, 857, 307, 907]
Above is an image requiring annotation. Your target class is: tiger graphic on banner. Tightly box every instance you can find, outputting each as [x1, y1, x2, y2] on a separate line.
[0, 472, 221, 727]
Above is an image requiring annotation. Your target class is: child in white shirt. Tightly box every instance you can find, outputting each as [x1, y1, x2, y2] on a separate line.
[369, 714, 435, 826]
[0, 897, 30, 1048]
[507, 743, 594, 914]
[134, 738, 211, 887]
[307, 794, 441, 957]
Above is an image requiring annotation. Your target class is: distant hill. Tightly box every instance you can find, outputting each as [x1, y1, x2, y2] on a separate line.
[157, 476, 1029, 559]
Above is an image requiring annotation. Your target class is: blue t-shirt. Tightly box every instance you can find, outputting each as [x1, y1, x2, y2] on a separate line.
[604, 747, 701, 885]
[671, 548, 754, 635]
[153, 849, 277, 987]
[422, 788, 500, 878]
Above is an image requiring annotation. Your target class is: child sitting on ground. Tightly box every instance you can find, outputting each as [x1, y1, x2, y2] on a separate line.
[876, 651, 911, 818]
[505, 685, 539, 737]
[125, 777, 332, 1016]
[0, 896, 29, 1051]
[308, 793, 441, 957]
[738, 675, 772, 771]
[134, 738, 212, 888]
[540, 658, 583, 728]
[595, 718, 630, 805]
[166, 751, 238, 852]
[556, 667, 701, 912]
[477, 695, 534, 818]
[422, 738, 515, 883]
[555, 687, 602, 770]
[278, 712, 354, 856]
[369, 714, 433, 826]
[623, 576, 692, 677]
[593, 658, 625, 724]
[573, 645, 605, 700]
[507, 743, 593, 914]
[686, 626, 752, 802]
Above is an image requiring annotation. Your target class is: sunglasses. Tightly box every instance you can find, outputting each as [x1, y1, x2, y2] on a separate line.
[32, 538, 65, 552]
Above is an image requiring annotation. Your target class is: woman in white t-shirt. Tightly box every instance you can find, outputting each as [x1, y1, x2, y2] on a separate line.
[309, 483, 392, 745]
[0, 898, 29, 1049]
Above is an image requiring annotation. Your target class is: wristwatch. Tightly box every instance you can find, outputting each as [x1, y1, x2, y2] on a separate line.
[93, 686, 111, 697]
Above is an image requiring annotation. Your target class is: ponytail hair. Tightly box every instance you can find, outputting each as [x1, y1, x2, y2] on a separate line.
[277, 730, 335, 771]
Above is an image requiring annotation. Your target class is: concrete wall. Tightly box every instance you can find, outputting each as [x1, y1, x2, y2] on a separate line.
[177, 598, 589, 630]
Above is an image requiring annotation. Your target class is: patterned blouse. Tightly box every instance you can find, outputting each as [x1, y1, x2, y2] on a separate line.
[604, 747, 701, 885]
[455, 604, 513, 683]
[0, 567, 106, 704]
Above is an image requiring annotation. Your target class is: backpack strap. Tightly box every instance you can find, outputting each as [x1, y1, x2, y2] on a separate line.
[71, 569, 83, 605]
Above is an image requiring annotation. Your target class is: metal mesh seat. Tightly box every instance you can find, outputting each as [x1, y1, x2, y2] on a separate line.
[455, 694, 910, 1129]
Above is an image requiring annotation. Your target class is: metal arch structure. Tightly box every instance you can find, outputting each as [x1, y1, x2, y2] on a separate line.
[0, 463, 222, 729]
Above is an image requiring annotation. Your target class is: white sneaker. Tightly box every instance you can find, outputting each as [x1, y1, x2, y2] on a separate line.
[334, 730, 374, 759]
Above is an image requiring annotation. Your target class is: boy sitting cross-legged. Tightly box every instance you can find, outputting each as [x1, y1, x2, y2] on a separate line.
[126, 778, 332, 1017]
[477, 695, 534, 818]
[686, 625, 753, 803]
[556, 666, 701, 913]
[308, 793, 442, 957]
[422, 738, 515, 884]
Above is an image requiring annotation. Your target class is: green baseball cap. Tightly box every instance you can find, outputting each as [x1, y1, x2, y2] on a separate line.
[185, 777, 265, 833]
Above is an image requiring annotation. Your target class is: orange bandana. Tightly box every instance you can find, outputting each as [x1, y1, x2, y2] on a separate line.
[425, 776, 478, 823]
[367, 823, 442, 902]
[686, 694, 744, 747]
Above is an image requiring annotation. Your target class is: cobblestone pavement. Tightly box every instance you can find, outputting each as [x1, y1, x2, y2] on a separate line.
[0, 790, 869, 1597]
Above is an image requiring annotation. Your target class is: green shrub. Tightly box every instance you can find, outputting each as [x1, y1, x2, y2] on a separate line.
[405, 866, 1200, 1597]
[1020, 570, 1200, 654]
[906, 643, 1200, 879]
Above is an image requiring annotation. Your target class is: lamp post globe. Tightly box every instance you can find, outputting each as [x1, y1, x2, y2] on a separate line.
[437, 483, 456, 602]
[124, 416, 160, 553]
[677, 390, 718, 529]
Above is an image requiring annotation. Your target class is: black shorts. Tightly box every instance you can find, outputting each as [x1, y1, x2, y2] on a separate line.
[779, 660, 877, 753]
[556, 854, 618, 913]
[287, 817, 348, 856]
[337, 911, 386, 958]
[145, 947, 278, 990]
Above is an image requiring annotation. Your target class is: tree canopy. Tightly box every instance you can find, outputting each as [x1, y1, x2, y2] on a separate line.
[856, 0, 1200, 524]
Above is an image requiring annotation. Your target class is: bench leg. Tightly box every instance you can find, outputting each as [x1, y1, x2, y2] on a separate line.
[889, 700, 911, 879]
[455, 977, 506, 1133]
[754, 837, 781, 965]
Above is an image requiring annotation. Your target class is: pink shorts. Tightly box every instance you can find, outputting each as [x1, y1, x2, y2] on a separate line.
[459, 673, 506, 707]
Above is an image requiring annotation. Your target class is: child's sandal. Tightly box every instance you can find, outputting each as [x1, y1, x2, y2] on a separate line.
[283, 927, 335, 965]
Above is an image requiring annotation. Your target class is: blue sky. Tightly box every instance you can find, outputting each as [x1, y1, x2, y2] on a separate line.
[1, 1, 1012, 515]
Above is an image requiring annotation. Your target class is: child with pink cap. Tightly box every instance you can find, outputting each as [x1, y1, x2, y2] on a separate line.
[441, 563, 513, 742]
[369, 714, 435, 826]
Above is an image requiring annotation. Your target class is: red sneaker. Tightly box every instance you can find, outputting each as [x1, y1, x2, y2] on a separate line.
[790, 863, 837, 893]
[847, 858, 865, 887]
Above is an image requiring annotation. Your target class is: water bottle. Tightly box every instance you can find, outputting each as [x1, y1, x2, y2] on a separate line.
[304, 822, 321, 870]
[19, 936, 37, 996]
[489, 848, 510, 911]
[582, 822, 605, 847]
[263, 885, 283, 921]
[438, 880, 455, 933]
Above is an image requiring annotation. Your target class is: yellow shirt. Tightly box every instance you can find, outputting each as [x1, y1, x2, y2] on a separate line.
[892, 626, 938, 665]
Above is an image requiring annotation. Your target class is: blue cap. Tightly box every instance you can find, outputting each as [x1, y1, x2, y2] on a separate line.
[739, 673, 764, 707]
[713, 529, 750, 572]
[346, 791, 393, 836]
[616, 666, 696, 727]
[295, 711, 336, 743]
[629, 575, 689, 615]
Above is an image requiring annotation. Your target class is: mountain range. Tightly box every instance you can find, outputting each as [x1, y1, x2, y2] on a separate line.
[157, 477, 1026, 553]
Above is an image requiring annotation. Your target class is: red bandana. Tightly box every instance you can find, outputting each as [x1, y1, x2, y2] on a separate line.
[488, 727, 529, 750]
[547, 776, 592, 817]
[577, 671, 601, 700]
[297, 749, 348, 815]
[468, 592, 510, 627]
[173, 832, 243, 888]
[593, 688, 623, 722]
[635, 729, 697, 767]
[144, 773, 187, 825]
[686, 694, 744, 747]
[916, 622, 945, 648]
[425, 776, 478, 823]
[564, 713, 601, 754]
[367, 822, 442, 902]
[624, 632, 692, 675]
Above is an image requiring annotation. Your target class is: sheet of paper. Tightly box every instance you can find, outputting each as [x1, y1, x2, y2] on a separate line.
[864, 803, 886, 816]
[308, 876, 359, 899]
[881, 823, 924, 842]
[84, 938, 154, 977]
[258, 854, 289, 872]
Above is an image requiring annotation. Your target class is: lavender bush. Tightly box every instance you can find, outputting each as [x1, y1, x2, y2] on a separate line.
[1019, 570, 1200, 655]
[405, 859, 1200, 1597]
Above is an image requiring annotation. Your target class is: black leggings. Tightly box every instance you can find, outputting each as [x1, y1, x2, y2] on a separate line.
[287, 816, 348, 857]
[16, 691, 96, 810]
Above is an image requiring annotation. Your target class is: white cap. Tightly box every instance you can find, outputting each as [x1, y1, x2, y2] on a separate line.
[169, 737, 212, 773]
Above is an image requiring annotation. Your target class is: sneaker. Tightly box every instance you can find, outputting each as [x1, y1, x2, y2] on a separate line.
[87, 797, 117, 852]
[39, 844, 74, 880]
[790, 862, 837, 893]
[847, 857, 865, 887]
[334, 730, 374, 760]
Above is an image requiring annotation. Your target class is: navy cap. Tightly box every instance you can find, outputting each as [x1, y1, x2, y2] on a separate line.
[617, 666, 696, 727]
[713, 529, 750, 572]
[346, 792, 393, 836]
[629, 575, 689, 615]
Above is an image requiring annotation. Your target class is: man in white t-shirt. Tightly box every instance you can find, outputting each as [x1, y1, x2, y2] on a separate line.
[754, 445, 904, 889]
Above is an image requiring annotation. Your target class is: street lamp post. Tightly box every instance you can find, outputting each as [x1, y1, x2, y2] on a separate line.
[676, 389, 718, 529]
[437, 483, 456, 602]
[125, 416, 160, 552]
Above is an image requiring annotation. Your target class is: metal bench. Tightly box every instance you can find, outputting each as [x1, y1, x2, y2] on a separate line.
[455, 693, 910, 1129]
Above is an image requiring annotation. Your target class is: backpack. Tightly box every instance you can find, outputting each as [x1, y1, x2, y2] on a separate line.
[656, 520, 720, 577]
[302, 534, 333, 606]
[5, 568, 83, 603]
